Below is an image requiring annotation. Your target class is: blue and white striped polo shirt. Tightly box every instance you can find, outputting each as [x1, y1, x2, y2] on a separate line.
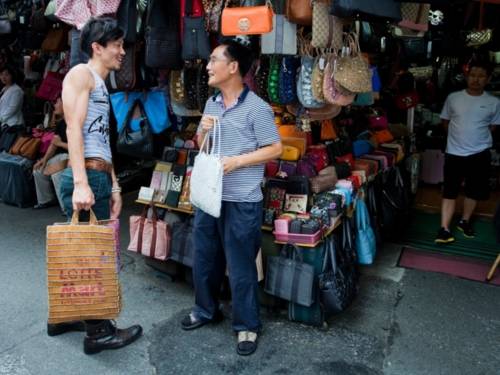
[199, 86, 280, 202]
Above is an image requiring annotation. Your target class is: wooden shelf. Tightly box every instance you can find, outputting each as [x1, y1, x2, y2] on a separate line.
[135, 200, 194, 215]
[274, 215, 343, 248]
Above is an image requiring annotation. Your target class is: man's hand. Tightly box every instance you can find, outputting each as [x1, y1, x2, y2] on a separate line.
[72, 183, 95, 212]
[222, 156, 241, 174]
[200, 115, 217, 133]
[33, 159, 47, 171]
[110, 191, 122, 219]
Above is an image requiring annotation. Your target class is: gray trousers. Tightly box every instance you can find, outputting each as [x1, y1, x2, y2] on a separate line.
[33, 153, 68, 211]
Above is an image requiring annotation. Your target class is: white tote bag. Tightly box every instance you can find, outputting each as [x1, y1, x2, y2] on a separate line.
[190, 117, 223, 218]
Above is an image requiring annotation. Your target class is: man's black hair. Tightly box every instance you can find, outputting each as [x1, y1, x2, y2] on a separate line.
[219, 38, 254, 78]
[80, 17, 125, 57]
[468, 60, 493, 76]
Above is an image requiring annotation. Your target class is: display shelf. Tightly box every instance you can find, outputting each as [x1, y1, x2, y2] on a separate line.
[135, 199, 194, 215]
[274, 215, 342, 248]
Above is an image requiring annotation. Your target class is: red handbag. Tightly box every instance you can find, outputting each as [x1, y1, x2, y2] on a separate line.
[335, 153, 354, 168]
[306, 144, 329, 172]
[36, 72, 64, 101]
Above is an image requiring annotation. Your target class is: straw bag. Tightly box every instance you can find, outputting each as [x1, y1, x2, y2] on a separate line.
[190, 117, 223, 218]
[335, 35, 372, 93]
[46, 210, 121, 324]
[221, 0, 274, 36]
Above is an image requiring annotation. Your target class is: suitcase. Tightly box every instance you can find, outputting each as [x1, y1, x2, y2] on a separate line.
[420, 149, 444, 184]
[287, 241, 327, 327]
[0, 152, 36, 207]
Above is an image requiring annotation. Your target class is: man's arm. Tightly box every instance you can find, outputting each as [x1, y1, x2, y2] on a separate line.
[62, 66, 94, 211]
[223, 142, 283, 174]
[442, 119, 450, 133]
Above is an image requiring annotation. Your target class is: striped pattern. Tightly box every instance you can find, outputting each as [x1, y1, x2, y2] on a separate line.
[83, 65, 112, 163]
[200, 88, 280, 202]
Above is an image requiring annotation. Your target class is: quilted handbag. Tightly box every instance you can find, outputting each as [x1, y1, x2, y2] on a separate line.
[285, 0, 312, 25]
[128, 205, 171, 260]
[335, 35, 372, 93]
[264, 244, 315, 307]
[311, 1, 343, 49]
[221, 0, 274, 36]
[267, 56, 281, 104]
[190, 117, 223, 218]
[261, 14, 297, 55]
[297, 56, 324, 109]
[145, 0, 182, 69]
[279, 56, 300, 105]
[116, 99, 154, 159]
[398, 2, 429, 32]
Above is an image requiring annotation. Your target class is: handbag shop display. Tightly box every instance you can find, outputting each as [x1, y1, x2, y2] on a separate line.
[1, 0, 499, 326]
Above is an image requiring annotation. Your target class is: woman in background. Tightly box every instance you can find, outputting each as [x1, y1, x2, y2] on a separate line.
[0, 65, 24, 127]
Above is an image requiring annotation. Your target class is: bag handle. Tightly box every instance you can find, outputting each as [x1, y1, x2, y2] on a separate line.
[137, 204, 158, 258]
[70, 209, 98, 225]
[321, 235, 338, 274]
[122, 98, 149, 133]
[197, 116, 221, 156]
[281, 243, 303, 262]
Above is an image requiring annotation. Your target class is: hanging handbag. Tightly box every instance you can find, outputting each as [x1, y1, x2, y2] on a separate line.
[107, 44, 136, 91]
[261, 14, 297, 55]
[117, 0, 138, 43]
[69, 28, 90, 68]
[221, 0, 274, 36]
[35, 71, 64, 102]
[182, 0, 211, 60]
[285, 0, 312, 26]
[335, 35, 372, 93]
[41, 25, 68, 52]
[264, 243, 315, 307]
[311, 55, 326, 102]
[145, 0, 182, 69]
[255, 56, 271, 102]
[330, 0, 401, 22]
[170, 70, 187, 105]
[311, 1, 343, 49]
[190, 117, 223, 218]
[267, 56, 281, 104]
[128, 205, 171, 260]
[196, 61, 211, 111]
[116, 99, 154, 159]
[297, 55, 324, 109]
[398, 2, 430, 32]
[323, 56, 356, 106]
[318, 235, 352, 314]
[354, 198, 376, 265]
[202, 0, 226, 32]
[279, 56, 300, 105]
[170, 218, 195, 267]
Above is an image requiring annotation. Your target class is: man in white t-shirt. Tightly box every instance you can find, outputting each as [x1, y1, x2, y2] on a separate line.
[435, 61, 500, 244]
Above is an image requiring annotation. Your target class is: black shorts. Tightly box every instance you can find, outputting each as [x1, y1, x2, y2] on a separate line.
[443, 149, 491, 201]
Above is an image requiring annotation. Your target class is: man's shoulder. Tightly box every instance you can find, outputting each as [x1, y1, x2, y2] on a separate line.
[447, 90, 465, 101]
[64, 65, 92, 89]
[483, 91, 500, 104]
[245, 91, 271, 111]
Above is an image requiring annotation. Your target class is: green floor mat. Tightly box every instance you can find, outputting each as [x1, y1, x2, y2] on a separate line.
[401, 211, 499, 261]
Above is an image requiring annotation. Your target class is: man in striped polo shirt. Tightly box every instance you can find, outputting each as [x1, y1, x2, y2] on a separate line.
[181, 40, 282, 356]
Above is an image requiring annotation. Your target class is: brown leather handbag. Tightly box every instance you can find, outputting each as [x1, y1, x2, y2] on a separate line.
[285, 0, 312, 25]
[221, 0, 274, 36]
[19, 138, 42, 160]
[9, 136, 30, 156]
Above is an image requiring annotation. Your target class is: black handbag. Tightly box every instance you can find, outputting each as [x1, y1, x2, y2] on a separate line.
[117, 0, 139, 43]
[169, 218, 195, 267]
[264, 243, 315, 307]
[182, 0, 210, 60]
[145, 0, 182, 69]
[116, 99, 154, 159]
[318, 235, 350, 315]
[330, 0, 402, 22]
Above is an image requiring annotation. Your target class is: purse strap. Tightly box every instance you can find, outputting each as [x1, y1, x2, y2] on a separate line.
[321, 235, 338, 274]
[197, 116, 221, 156]
[137, 204, 158, 258]
[122, 98, 148, 133]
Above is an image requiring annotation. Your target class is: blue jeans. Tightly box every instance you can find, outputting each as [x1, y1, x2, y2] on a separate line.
[192, 201, 262, 332]
[59, 168, 112, 221]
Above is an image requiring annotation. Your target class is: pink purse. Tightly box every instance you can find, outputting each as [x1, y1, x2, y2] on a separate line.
[55, 0, 121, 29]
[323, 56, 355, 107]
[128, 205, 171, 260]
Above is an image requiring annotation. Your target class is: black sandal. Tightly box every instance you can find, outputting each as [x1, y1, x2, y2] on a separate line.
[236, 331, 258, 356]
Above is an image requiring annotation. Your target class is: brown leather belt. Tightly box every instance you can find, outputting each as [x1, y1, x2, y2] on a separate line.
[68, 158, 113, 175]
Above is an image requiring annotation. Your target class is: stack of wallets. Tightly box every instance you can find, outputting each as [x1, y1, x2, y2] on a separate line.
[150, 162, 172, 203]
[177, 166, 193, 211]
[166, 164, 186, 207]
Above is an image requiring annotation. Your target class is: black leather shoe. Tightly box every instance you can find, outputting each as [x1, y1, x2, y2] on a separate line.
[181, 310, 224, 331]
[34, 201, 56, 209]
[47, 321, 86, 336]
[83, 320, 143, 355]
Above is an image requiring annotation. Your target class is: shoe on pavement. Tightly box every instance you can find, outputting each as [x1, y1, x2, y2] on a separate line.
[47, 321, 86, 336]
[457, 220, 475, 238]
[237, 331, 258, 356]
[181, 310, 224, 331]
[435, 227, 455, 244]
[83, 320, 142, 355]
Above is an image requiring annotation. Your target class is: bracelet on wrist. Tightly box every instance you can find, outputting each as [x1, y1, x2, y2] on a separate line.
[111, 186, 122, 193]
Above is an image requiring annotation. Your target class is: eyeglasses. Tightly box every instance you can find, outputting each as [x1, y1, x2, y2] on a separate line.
[208, 56, 234, 64]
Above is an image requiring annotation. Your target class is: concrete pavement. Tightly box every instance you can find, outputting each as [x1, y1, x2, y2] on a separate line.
[0, 193, 499, 375]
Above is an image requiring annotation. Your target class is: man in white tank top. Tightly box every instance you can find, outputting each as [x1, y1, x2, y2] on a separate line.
[55, 17, 142, 355]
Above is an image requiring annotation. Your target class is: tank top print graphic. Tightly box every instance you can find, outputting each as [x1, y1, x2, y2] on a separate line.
[83, 65, 112, 163]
